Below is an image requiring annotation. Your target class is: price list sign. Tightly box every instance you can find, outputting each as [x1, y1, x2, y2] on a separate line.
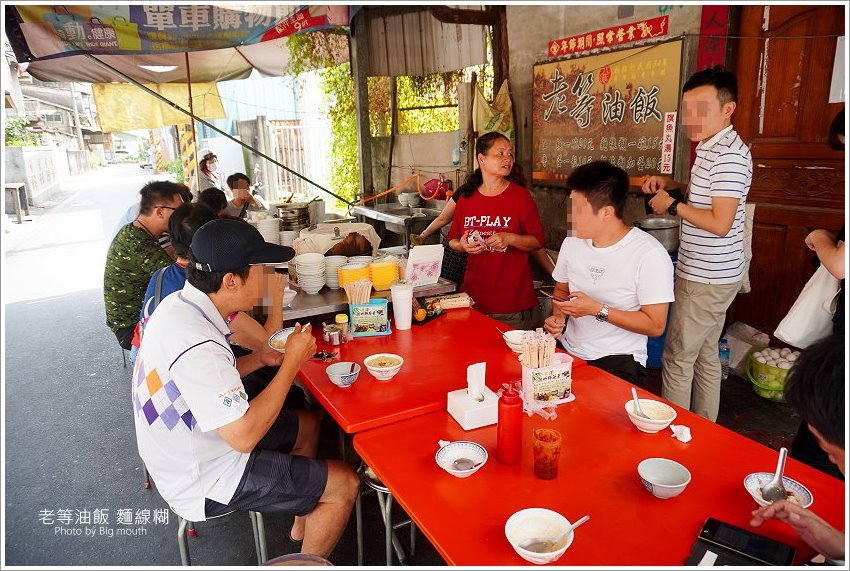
[532, 39, 683, 186]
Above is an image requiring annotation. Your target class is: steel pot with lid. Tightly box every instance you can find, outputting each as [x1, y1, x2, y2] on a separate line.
[634, 216, 680, 253]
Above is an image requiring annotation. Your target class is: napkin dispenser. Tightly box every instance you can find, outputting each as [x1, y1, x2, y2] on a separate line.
[447, 362, 497, 430]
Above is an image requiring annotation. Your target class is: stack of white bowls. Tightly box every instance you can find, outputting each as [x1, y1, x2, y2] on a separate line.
[324, 256, 347, 289]
[279, 229, 299, 247]
[349, 255, 374, 266]
[256, 218, 281, 244]
[292, 253, 325, 294]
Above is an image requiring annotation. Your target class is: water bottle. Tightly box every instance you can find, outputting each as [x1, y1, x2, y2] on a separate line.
[719, 338, 730, 380]
[497, 383, 523, 465]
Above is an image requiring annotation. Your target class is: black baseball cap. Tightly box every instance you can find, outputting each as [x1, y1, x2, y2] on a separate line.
[191, 219, 295, 272]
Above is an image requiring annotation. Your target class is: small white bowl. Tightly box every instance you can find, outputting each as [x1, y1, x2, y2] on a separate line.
[267, 327, 296, 353]
[638, 457, 691, 499]
[743, 472, 813, 508]
[282, 288, 297, 308]
[325, 362, 361, 388]
[364, 353, 404, 381]
[505, 508, 573, 564]
[435, 440, 488, 478]
[502, 330, 530, 354]
[624, 399, 677, 433]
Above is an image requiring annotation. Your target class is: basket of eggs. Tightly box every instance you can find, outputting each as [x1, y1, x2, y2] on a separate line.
[745, 346, 801, 402]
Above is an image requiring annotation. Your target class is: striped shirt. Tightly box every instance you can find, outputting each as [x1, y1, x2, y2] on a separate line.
[678, 125, 752, 284]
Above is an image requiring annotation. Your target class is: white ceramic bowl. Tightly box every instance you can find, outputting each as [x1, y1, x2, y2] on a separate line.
[325, 362, 361, 388]
[282, 288, 297, 308]
[292, 252, 325, 267]
[743, 472, 813, 508]
[502, 330, 530, 353]
[268, 327, 296, 353]
[624, 399, 677, 433]
[435, 440, 488, 478]
[505, 508, 573, 564]
[364, 353, 404, 381]
[638, 457, 691, 499]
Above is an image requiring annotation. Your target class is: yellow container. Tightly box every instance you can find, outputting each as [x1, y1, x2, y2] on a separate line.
[745, 348, 790, 403]
[369, 261, 399, 291]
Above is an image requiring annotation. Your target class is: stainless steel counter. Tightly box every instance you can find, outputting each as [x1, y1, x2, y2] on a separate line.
[283, 277, 457, 322]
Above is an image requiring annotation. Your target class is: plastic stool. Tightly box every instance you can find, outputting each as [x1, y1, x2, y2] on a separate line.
[175, 509, 267, 566]
[355, 463, 416, 565]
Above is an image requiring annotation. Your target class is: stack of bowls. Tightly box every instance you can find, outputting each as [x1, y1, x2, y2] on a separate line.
[324, 256, 348, 289]
[349, 255, 374, 266]
[337, 263, 370, 288]
[256, 218, 281, 244]
[369, 260, 400, 291]
[279, 229, 299, 247]
[292, 253, 325, 294]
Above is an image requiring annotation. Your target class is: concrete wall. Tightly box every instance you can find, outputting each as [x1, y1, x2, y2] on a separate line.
[4, 146, 71, 207]
[506, 4, 703, 250]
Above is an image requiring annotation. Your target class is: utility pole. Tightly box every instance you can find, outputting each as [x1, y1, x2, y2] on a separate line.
[68, 81, 84, 149]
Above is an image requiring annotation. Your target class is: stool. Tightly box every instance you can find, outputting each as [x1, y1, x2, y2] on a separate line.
[4, 182, 29, 225]
[175, 509, 267, 566]
[355, 463, 416, 565]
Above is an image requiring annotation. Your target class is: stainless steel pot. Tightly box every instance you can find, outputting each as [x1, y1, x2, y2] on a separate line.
[634, 216, 680, 253]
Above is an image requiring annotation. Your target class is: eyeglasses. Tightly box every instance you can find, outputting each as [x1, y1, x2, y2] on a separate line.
[155, 205, 176, 211]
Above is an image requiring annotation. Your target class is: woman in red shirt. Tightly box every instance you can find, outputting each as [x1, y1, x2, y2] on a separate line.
[447, 132, 545, 330]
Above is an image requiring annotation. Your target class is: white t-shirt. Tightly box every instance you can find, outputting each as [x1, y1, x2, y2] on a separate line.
[132, 281, 249, 521]
[553, 228, 675, 365]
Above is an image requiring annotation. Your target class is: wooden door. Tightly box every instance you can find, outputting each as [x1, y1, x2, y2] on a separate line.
[728, 4, 844, 335]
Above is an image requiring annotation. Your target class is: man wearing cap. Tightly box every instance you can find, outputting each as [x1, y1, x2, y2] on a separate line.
[132, 219, 359, 557]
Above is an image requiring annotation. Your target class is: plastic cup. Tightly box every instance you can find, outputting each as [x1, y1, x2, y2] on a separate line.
[390, 281, 414, 330]
[532, 428, 562, 480]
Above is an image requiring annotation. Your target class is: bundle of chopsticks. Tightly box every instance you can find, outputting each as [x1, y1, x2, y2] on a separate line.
[343, 279, 372, 305]
[521, 329, 556, 369]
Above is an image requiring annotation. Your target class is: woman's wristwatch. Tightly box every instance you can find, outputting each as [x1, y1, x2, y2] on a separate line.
[667, 199, 680, 216]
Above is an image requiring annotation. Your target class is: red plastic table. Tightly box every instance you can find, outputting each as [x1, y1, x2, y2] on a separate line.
[296, 308, 585, 433]
[353, 365, 846, 565]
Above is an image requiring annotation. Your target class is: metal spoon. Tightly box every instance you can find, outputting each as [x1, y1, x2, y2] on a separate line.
[519, 515, 590, 553]
[631, 387, 650, 419]
[451, 457, 483, 471]
[761, 447, 789, 503]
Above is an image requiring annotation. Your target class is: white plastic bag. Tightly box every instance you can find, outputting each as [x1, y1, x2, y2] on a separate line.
[773, 264, 840, 349]
[724, 322, 770, 376]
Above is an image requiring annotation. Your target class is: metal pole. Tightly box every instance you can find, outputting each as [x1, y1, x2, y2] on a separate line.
[82, 53, 354, 206]
[68, 82, 84, 148]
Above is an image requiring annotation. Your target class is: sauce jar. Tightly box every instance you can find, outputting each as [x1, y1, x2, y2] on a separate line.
[335, 313, 350, 343]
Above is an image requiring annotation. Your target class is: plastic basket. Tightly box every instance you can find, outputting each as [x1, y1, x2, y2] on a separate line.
[745, 347, 789, 403]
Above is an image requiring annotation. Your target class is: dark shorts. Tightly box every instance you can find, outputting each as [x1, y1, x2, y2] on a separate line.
[114, 326, 135, 351]
[586, 354, 647, 388]
[205, 410, 327, 517]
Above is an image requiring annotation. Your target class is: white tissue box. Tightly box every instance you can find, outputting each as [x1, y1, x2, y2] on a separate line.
[447, 387, 498, 431]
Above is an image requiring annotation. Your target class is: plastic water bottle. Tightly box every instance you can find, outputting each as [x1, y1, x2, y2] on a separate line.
[719, 338, 730, 380]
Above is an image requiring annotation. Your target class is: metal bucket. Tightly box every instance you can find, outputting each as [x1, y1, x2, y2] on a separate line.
[634, 216, 680, 253]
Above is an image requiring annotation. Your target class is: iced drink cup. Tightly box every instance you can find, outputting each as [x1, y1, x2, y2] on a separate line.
[532, 428, 562, 480]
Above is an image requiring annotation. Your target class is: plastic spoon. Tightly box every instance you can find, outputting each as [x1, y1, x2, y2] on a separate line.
[631, 387, 650, 419]
[451, 458, 483, 471]
[761, 447, 789, 502]
[519, 515, 590, 553]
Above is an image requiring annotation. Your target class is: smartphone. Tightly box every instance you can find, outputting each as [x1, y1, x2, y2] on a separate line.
[699, 517, 796, 566]
[538, 286, 572, 302]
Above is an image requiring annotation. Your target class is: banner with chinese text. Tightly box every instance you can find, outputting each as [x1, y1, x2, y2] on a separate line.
[532, 39, 683, 186]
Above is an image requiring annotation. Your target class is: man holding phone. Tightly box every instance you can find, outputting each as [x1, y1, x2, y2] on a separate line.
[642, 66, 752, 422]
[543, 161, 674, 386]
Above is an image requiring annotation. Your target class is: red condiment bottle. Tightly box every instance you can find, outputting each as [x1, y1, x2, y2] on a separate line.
[497, 384, 523, 465]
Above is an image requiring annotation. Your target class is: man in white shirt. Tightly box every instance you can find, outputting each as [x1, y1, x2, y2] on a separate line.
[132, 219, 358, 557]
[642, 66, 752, 421]
[543, 161, 674, 386]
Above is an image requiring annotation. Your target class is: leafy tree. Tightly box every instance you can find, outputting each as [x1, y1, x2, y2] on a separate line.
[4, 117, 42, 146]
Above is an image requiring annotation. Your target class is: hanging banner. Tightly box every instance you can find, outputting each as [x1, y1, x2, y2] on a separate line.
[532, 39, 683, 185]
[11, 5, 355, 58]
[547, 16, 669, 59]
[92, 82, 225, 132]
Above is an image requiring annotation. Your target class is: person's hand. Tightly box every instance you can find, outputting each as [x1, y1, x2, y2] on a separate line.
[642, 175, 670, 194]
[805, 229, 835, 252]
[750, 500, 845, 560]
[282, 323, 317, 365]
[543, 314, 566, 336]
[553, 291, 599, 319]
[485, 232, 512, 251]
[647, 188, 675, 216]
[459, 231, 485, 254]
[409, 233, 424, 247]
[258, 344, 285, 367]
[268, 272, 286, 302]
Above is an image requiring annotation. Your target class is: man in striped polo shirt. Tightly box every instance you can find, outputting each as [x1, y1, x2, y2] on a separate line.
[642, 66, 752, 422]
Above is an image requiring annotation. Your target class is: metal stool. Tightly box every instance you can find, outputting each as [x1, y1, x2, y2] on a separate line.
[356, 463, 416, 565]
[175, 509, 267, 566]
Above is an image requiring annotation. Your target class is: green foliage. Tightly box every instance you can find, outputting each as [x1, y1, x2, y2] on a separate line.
[165, 158, 185, 183]
[4, 117, 42, 146]
[88, 152, 102, 169]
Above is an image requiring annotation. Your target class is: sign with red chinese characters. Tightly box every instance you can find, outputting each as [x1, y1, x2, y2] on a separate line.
[532, 39, 683, 185]
[547, 16, 669, 58]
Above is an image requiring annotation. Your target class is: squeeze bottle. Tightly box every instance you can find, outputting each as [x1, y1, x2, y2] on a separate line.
[497, 384, 523, 465]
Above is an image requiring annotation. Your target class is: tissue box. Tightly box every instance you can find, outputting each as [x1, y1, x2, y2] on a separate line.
[447, 386, 498, 431]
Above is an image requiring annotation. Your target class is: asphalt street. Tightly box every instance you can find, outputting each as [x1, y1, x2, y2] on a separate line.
[2, 164, 432, 567]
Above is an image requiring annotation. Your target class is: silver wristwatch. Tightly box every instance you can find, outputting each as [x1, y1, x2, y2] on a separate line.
[595, 303, 610, 322]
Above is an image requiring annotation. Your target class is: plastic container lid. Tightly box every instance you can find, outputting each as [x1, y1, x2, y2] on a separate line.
[335, 313, 349, 324]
